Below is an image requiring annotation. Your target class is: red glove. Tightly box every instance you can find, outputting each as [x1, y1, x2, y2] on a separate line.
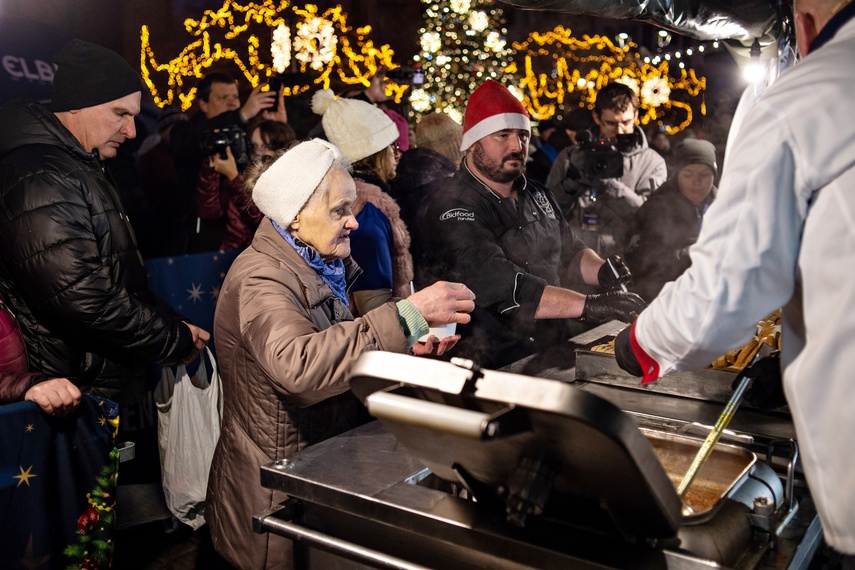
[614, 322, 661, 384]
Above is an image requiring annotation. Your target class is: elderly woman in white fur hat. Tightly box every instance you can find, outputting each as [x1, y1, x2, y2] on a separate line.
[205, 139, 475, 570]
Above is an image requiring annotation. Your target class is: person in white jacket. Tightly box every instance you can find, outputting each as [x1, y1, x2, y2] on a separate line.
[613, 0, 855, 562]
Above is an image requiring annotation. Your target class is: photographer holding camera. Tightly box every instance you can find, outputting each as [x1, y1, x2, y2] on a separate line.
[196, 118, 297, 252]
[546, 82, 667, 259]
[171, 72, 287, 253]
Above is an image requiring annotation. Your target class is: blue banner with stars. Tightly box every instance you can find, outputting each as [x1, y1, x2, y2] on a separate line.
[0, 395, 119, 569]
[144, 249, 242, 350]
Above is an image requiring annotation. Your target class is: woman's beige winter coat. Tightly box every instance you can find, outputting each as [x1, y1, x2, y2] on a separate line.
[206, 219, 409, 569]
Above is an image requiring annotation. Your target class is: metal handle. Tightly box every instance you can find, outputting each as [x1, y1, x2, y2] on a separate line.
[366, 391, 497, 439]
[255, 501, 430, 570]
[118, 441, 136, 463]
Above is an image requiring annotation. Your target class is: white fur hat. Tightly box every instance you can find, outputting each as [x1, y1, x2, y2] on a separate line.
[311, 88, 399, 164]
[252, 138, 342, 228]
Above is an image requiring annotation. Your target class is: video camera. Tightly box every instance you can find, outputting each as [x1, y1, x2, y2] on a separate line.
[572, 131, 638, 180]
[200, 124, 249, 166]
[386, 66, 425, 85]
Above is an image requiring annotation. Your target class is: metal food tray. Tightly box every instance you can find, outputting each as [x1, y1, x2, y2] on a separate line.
[576, 347, 739, 405]
[641, 428, 756, 522]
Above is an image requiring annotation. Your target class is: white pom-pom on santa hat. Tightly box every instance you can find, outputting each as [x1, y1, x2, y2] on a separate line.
[252, 138, 343, 228]
[460, 79, 531, 152]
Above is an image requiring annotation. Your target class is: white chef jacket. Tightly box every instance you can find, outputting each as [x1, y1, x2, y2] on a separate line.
[634, 15, 855, 554]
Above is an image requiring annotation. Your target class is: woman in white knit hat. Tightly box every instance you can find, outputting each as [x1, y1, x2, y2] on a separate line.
[311, 88, 412, 316]
[205, 139, 475, 570]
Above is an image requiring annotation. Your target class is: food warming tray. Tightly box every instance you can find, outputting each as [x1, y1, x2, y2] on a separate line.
[349, 352, 758, 540]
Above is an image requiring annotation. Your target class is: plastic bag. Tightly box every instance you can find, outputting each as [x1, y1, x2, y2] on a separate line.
[154, 347, 222, 529]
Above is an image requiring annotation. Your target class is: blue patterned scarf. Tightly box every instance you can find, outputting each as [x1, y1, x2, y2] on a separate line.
[273, 221, 349, 308]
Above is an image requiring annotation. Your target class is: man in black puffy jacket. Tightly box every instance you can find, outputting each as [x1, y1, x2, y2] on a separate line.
[0, 39, 209, 404]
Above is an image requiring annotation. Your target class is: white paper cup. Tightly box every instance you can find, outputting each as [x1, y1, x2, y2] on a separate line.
[418, 322, 457, 343]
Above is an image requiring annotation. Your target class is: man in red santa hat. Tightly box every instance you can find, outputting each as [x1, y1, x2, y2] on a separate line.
[415, 79, 646, 368]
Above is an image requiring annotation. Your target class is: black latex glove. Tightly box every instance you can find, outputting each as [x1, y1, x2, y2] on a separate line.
[582, 291, 646, 323]
[614, 325, 643, 377]
[597, 255, 632, 291]
[735, 351, 786, 411]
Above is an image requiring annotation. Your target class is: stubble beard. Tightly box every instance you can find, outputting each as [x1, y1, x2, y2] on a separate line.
[471, 143, 524, 184]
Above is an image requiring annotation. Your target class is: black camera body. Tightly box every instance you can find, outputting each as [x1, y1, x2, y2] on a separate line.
[386, 66, 425, 85]
[201, 125, 249, 166]
[573, 131, 634, 180]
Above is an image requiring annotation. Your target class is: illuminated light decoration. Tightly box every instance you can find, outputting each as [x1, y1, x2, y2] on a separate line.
[485, 31, 505, 52]
[417, 0, 514, 118]
[506, 83, 525, 103]
[445, 107, 464, 125]
[509, 25, 706, 134]
[614, 76, 639, 95]
[640, 75, 671, 107]
[450, 0, 471, 13]
[271, 23, 291, 72]
[140, 0, 399, 110]
[410, 87, 432, 112]
[469, 11, 489, 33]
[421, 31, 441, 53]
[294, 15, 336, 70]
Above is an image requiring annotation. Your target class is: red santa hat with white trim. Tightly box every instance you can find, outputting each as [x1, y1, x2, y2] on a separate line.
[460, 79, 531, 152]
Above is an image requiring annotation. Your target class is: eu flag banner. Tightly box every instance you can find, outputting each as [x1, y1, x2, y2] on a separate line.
[0, 396, 119, 569]
[145, 249, 242, 345]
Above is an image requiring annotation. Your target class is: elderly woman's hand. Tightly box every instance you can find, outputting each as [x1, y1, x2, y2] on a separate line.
[407, 281, 476, 326]
[412, 334, 461, 357]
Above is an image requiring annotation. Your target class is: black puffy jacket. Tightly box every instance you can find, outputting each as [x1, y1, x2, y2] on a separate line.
[0, 99, 193, 403]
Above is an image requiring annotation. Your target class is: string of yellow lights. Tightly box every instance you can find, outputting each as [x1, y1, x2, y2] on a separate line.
[509, 26, 707, 134]
[140, 0, 398, 110]
[138, 0, 708, 134]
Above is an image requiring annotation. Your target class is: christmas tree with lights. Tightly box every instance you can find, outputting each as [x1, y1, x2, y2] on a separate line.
[411, 0, 515, 122]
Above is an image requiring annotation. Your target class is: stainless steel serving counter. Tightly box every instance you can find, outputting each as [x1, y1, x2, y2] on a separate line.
[254, 323, 822, 569]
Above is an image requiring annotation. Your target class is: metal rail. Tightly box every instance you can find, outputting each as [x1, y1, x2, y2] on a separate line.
[254, 500, 432, 570]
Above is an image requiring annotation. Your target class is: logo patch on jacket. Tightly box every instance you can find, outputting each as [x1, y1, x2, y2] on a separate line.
[440, 208, 475, 222]
[531, 191, 556, 219]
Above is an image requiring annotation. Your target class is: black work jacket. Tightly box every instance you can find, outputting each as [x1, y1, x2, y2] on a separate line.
[417, 160, 588, 368]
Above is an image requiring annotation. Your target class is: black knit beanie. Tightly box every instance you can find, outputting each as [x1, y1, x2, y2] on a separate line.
[50, 39, 142, 112]
[674, 139, 718, 175]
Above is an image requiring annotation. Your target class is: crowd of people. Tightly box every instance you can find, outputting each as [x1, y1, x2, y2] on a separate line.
[1, 1, 853, 563]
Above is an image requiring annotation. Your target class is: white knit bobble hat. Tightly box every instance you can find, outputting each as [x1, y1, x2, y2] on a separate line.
[311, 88, 399, 164]
[252, 138, 342, 228]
